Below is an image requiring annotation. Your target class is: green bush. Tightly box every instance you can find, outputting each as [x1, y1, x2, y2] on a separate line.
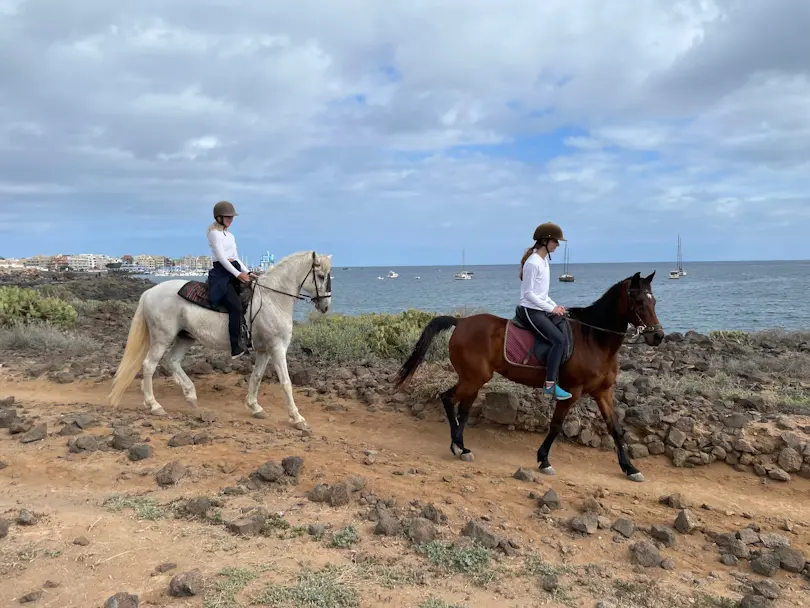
[0, 286, 77, 328]
[291, 309, 460, 364]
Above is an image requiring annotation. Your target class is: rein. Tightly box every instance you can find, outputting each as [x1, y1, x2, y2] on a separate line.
[244, 251, 332, 340]
[564, 283, 662, 338]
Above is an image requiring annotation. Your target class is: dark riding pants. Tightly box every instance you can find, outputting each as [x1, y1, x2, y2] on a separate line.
[207, 261, 244, 353]
[516, 305, 565, 383]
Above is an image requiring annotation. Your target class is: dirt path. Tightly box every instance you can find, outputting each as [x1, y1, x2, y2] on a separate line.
[1, 373, 808, 607]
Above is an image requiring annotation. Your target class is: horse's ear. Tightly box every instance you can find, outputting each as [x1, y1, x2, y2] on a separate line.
[630, 271, 641, 286]
[645, 270, 656, 283]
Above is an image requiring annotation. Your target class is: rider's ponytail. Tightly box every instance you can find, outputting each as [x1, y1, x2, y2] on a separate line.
[519, 242, 539, 280]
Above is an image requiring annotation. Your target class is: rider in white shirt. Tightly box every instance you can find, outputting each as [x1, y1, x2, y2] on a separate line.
[206, 200, 255, 359]
[516, 222, 572, 400]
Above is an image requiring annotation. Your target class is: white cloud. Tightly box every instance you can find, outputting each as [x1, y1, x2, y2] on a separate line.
[0, 0, 808, 261]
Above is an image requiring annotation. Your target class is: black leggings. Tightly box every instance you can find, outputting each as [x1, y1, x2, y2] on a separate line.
[516, 306, 565, 383]
[208, 261, 244, 352]
[222, 283, 242, 351]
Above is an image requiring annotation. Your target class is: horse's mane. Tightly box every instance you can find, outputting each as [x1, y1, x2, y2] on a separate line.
[566, 278, 628, 344]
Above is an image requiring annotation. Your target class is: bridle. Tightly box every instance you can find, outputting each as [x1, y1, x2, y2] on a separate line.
[249, 251, 332, 303]
[244, 251, 332, 336]
[565, 281, 662, 338]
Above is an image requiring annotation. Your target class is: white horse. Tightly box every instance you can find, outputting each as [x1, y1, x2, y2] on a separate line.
[108, 250, 332, 429]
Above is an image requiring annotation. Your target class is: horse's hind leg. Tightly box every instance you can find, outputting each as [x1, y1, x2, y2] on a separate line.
[164, 334, 198, 409]
[141, 338, 173, 416]
[440, 384, 461, 456]
[445, 380, 482, 462]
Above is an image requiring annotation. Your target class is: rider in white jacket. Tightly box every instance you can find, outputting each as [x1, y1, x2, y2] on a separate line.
[516, 222, 572, 400]
[206, 200, 255, 359]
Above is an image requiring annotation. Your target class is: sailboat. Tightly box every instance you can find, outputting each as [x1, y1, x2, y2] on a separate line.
[669, 235, 685, 279]
[454, 249, 472, 280]
[558, 242, 575, 282]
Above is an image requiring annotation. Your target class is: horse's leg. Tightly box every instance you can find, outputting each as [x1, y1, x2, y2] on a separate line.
[268, 341, 309, 431]
[440, 384, 460, 456]
[536, 390, 581, 475]
[245, 350, 271, 419]
[447, 380, 481, 462]
[164, 334, 198, 409]
[593, 387, 644, 482]
[141, 337, 173, 416]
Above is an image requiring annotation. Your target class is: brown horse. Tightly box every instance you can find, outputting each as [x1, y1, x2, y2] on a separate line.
[393, 271, 664, 482]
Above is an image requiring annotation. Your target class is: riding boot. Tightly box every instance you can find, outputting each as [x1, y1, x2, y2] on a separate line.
[228, 310, 245, 359]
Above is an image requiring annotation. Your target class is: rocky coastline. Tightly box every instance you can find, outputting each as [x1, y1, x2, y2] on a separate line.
[1, 272, 809, 484]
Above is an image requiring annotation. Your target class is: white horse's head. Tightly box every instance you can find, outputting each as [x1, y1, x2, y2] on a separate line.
[301, 252, 333, 314]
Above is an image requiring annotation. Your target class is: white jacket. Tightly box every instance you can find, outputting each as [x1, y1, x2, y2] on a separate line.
[207, 225, 245, 277]
[519, 252, 557, 312]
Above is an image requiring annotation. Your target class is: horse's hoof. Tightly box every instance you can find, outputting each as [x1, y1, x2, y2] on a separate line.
[150, 407, 167, 417]
[294, 421, 310, 431]
[187, 399, 198, 409]
[460, 452, 475, 462]
[252, 410, 268, 419]
[628, 472, 645, 482]
[539, 466, 556, 476]
[450, 444, 463, 458]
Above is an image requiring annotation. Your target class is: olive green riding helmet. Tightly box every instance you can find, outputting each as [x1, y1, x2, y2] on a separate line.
[213, 200, 238, 218]
[533, 222, 566, 242]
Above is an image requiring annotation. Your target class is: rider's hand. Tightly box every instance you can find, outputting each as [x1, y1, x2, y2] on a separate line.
[237, 272, 250, 283]
[552, 305, 565, 316]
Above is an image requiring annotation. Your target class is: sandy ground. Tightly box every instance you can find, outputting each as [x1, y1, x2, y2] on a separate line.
[1, 371, 809, 607]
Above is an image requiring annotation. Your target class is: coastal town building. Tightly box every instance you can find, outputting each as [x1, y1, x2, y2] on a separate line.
[6, 252, 216, 274]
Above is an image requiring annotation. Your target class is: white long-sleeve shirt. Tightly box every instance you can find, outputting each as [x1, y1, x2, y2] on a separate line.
[519, 252, 557, 312]
[207, 228, 244, 277]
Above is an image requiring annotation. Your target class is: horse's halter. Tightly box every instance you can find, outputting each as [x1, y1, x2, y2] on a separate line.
[250, 251, 332, 304]
[245, 253, 331, 341]
[626, 283, 662, 338]
[298, 251, 332, 303]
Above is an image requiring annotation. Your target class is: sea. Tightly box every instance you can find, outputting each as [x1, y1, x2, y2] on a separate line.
[146, 260, 810, 334]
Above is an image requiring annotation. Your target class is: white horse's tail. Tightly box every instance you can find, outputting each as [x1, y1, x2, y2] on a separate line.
[108, 293, 150, 406]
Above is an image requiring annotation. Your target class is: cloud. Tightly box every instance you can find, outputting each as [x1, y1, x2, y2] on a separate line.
[0, 0, 808, 264]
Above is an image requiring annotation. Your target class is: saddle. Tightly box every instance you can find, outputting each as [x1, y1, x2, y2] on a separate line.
[176, 280, 253, 314]
[504, 306, 574, 368]
[176, 280, 255, 350]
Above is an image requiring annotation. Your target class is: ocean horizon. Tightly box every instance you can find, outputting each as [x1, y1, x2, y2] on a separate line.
[147, 259, 810, 334]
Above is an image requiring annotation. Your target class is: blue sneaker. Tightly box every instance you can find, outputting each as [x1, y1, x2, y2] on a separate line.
[544, 383, 572, 400]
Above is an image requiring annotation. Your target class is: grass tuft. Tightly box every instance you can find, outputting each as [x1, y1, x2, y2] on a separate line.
[415, 540, 495, 587]
[102, 494, 166, 521]
[254, 564, 360, 608]
[205, 566, 260, 608]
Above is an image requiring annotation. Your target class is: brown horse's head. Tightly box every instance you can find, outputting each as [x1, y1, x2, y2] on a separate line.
[627, 271, 664, 346]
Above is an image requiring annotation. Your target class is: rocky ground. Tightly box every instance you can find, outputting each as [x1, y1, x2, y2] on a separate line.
[1, 273, 809, 606]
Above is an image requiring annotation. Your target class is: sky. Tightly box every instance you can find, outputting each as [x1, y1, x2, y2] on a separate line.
[1, 0, 809, 267]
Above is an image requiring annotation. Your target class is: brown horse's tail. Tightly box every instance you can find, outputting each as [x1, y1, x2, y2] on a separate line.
[394, 315, 458, 388]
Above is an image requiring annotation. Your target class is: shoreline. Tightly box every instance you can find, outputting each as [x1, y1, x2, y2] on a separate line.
[1, 268, 807, 334]
[0, 272, 808, 485]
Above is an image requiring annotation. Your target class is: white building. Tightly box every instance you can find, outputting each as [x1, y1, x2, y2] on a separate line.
[0, 258, 25, 269]
[180, 255, 213, 272]
[134, 254, 166, 270]
[67, 254, 122, 271]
